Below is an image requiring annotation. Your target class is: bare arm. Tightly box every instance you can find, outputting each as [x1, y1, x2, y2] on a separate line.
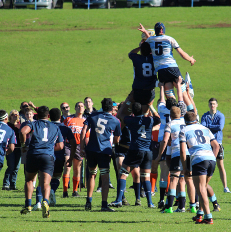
[159, 83, 165, 103]
[113, 136, 120, 145]
[54, 142, 64, 151]
[5, 144, 15, 155]
[211, 140, 220, 158]
[66, 138, 77, 167]
[176, 48, 196, 66]
[80, 124, 89, 157]
[138, 23, 150, 38]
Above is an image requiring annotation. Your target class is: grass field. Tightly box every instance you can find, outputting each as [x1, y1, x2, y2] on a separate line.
[0, 5, 231, 231]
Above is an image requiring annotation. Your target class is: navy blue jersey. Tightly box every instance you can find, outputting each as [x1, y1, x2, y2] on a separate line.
[129, 53, 157, 90]
[84, 111, 121, 155]
[27, 120, 63, 158]
[52, 122, 75, 161]
[124, 115, 160, 151]
[0, 122, 16, 164]
[119, 126, 131, 147]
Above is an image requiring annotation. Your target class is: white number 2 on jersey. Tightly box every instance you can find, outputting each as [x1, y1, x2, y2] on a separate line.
[137, 125, 146, 138]
[42, 128, 48, 142]
[95, 118, 108, 134]
[0, 129, 6, 143]
[142, 63, 153, 77]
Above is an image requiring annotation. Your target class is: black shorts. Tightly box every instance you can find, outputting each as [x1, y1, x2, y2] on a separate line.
[169, 156, 182, 172]
[115, 144, 128, 158]
[151, 141, 166, 161]
[65, 144, 83, 161]
[192, 160, 216, 177]
[123, 150, 152, 169]
[133, 89, 155, 105]
[54, 159, 65, 174]
[186, 155, 192, 172]
[86, 150, 111, 169]
[216, 144, 224, 160]
[26, 154, 55, 176]
[158, 67, 182, 84]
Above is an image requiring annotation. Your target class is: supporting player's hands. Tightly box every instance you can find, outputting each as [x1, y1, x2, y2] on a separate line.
[66, 158, 73, 167]
[183, 168, 191, 177]
[190, 56, 196, 66]
[158, 82, 164, 88]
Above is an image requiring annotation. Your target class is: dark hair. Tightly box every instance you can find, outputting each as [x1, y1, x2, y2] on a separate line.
[24, 107, 34, 114]
[209, 98, 218, 103]
[49, 108, 61, 121]
[0, 110, 7, 121]
[140, 42, 151, 56]
[170, 106, 181, 119]
[84, 97, 93, 102]
[184, 111, 197, 124]
[166, 97, 177, 110]
[101, 98, 113, 112]
[75, 102, 84, 108]
[132, 102, 142, 116]
[37, 106, 49, 119]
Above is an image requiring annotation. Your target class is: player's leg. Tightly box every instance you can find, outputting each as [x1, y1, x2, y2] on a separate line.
[207, 184, 221, 212]
[63, 149, 71, 198]
[174, 173, 186, 212]
[72, 158, 82, 196]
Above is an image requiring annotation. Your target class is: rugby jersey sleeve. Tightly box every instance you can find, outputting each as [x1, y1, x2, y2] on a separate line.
[164, 122, 171, 134]
[171, 37, 180, 49]
[56, 127, 64, 143]
[179, 127, 186, 143]
[9, 130, 17, 145]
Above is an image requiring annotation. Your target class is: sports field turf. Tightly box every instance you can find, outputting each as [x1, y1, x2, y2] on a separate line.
[0, 5, 231, 231]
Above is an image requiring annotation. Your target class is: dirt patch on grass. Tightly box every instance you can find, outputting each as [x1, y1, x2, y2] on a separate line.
[189, 23, 231, 29]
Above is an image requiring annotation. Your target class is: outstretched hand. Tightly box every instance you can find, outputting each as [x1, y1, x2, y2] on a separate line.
[138, 23, 146, 33]
[190, 56, 196, 66]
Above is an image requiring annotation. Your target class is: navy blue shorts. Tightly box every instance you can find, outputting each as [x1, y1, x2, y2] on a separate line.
[115, 144, 128, 158]
[151, 141, 166, 161]
[186, 155, 192, 172]
[54, 158, 65, 174]
[123, 150, 152, 169]
[169, 156, 182, 172]
[86, 150, 111, 169]
[158, 67, 182, 84]
[65, 144, 83, 161]
[192, 160, 216, 177]
[26, 154, 55, 176]
[216, 144, 224, 160]
[133, 89, 155, 105]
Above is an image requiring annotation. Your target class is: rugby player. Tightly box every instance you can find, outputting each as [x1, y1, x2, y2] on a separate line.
[49, 108, 76, 206]
[20, 106, 64, 218]
[0, 110, 16, 172]
[63, 102, 90, 197]
[80, 98, 121, 212]
[180, 112, 220, 224]
[110, 102, 160, 208]
[138, 22, 196, 113]
[201, 98, 230, 193]
[117, 42, 158, 122]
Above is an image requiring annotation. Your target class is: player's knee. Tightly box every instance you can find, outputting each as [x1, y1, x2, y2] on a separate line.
[140, 172, 150, 178]
[120, 167, 130, 177]
[100, 168, 109, 175]
[170, 173, 179, 178]
[89, 168, 97, 175]
[165, 89, 175, 98]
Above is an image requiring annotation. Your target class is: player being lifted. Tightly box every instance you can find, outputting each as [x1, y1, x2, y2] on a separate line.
[117, 42, 158, 123]
[138, 22, 196, 113]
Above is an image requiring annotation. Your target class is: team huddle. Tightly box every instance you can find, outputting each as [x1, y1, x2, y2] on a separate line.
[0, 22, 229, 224]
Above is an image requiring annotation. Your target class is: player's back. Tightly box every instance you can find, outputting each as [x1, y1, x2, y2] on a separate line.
[146, 35, 179, 71]
[85, 112, 121, 155]
[28, 120, 62, 156]
[124, 115, 154, 151]
[129, 53, 157, 90]
[180, 123, 216, 165]
[0, 122, 16, 157]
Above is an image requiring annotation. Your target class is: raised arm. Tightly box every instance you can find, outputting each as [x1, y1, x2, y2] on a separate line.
[176, 48, 196, 66]
[138, 23, 150, 39]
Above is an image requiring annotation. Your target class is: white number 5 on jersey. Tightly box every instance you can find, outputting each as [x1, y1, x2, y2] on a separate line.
[95, 118, 108, 134]
[137, 125, 146, 138]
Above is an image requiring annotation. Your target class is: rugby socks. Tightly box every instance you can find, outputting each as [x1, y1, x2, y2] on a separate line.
[102, 201, 108, 208]
[167, 189, 176, 208]
[51, 179, 60, 193]
[133, 182, 141, 200]
[209, 194, 218, 206]
[73, 176, 80, 192]
[159, 181, 168, 201]
[178, 191, 186, 209]
[63, 174, 70, 193]
[43, 198, 49, 204]
[116, 179, 126, 202]
[25, 199, 32, 207]
[86, 197, 92, 203]
[187, 104, 194, 111]
[197, 210, 204, 217]
[195, 192, 199, 203]
[150, 173, 158, 193]
[143, 181, 152, 205]
[166, 174, 170, 194]
[204, 213, 212, 219]
[36, 186, 43, 204]
[33, 181, 36, 188]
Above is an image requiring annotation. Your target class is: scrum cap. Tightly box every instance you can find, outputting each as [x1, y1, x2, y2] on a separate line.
[154, 22, 165, 35]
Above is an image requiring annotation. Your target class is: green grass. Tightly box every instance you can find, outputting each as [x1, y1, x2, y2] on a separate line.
[0, 6, 231, 231]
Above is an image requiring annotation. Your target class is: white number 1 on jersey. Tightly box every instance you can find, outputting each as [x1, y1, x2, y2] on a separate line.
[42, 128, 48, 142]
